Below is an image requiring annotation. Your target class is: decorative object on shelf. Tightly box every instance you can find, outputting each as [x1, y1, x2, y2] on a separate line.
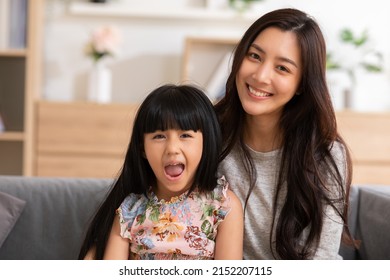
[85, 25, 121, 103]
[327, 28, 384, 109]
[206, 0, 229, 10]
[0, 112, 5, 132]
[87, 60, 112, 103]
[228, 0, 264, 13]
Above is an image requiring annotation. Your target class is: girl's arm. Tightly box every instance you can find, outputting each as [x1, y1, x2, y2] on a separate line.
[214, 189, 244, 260]
[83, 246, 96, 260]
[103, 214, 130, 260]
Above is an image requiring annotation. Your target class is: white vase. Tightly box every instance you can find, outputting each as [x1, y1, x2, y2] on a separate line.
[88, 60, 112, 103]
[206, 0, 228, 10]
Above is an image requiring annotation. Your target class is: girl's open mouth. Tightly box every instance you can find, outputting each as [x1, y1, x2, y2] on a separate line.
[164, 163, 184, 178]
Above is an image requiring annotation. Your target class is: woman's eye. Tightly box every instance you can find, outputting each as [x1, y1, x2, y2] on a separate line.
[248, 52, 261, 60]
[277, 65, 289, 73]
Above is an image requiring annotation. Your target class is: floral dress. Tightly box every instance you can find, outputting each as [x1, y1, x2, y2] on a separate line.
[117, 176, 231, 260]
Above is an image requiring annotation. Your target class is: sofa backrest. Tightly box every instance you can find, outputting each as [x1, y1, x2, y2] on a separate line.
[1, 176, 390, 260]
[0, 176, 112, 260]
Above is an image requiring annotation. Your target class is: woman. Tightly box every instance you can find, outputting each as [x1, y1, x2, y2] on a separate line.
[215, 8, 354, 259]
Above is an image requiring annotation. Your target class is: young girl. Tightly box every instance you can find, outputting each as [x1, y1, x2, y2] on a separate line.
[215, 8, 356, 259]
[79, 84, 243, 260]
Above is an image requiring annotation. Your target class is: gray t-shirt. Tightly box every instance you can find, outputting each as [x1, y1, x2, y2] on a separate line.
[218, 142, 346, 259]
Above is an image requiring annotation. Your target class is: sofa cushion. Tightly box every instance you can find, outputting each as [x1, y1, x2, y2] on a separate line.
[0, 191, 26, 248]
[355, 186, 390, 259]
[0, 176, 113, 260]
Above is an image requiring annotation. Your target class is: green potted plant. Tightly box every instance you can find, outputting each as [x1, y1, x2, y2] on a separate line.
[327, 28, 383, 109]
[228, 0, 264, 12]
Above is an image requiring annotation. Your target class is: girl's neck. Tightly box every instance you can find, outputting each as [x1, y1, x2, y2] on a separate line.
[243, 114, 283, 152]
[152, 184, 191, 202]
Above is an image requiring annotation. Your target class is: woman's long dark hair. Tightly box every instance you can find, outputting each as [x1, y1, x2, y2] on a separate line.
[215, 8, 354, 259]
[79, 84, 222, 259]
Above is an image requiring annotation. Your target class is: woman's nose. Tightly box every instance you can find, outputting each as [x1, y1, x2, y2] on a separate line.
[252, 63, 271, 84]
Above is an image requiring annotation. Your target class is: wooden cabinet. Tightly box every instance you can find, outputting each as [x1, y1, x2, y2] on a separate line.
[0, 0, 44, 175]
[336, 111, 390, 185]
[35, 101, 139, 178]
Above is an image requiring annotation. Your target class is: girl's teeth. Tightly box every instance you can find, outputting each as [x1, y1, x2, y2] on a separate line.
[249, 86, 271, 97]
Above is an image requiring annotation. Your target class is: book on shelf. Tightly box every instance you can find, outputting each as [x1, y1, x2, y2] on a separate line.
[0, 0, 27, 49]
[0, 0, 10, 49]
[204, 51, 232, 101]
[9, 0, 27, 49]
[0, 112, 5, 132]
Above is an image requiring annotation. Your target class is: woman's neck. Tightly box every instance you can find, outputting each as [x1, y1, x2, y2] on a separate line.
[243, 114, 283, 152]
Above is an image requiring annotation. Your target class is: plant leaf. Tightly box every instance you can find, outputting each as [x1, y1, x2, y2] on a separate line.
[360, 62, 382, 72]
[340, 29, 354, 43]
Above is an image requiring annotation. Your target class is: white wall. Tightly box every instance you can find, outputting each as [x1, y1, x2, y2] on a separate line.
[43, 0, 390, 110]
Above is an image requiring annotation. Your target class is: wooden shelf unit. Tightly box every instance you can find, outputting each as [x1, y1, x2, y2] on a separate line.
[0, 0, 44, 176]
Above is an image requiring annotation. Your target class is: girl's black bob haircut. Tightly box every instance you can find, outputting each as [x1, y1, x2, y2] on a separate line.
[123, 84, 222, 195]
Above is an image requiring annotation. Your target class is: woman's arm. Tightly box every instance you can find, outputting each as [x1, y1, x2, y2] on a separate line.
[103, 214, 130, 260]
[214, 189, 244, 260]
[313, 141, 347, 259]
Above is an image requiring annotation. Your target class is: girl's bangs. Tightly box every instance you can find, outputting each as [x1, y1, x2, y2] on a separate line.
[143, 103, 203, 133]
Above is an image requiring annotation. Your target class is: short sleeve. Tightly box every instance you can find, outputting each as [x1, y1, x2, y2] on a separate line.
[117, 193, 148, 240]
[210, 176, 231, 230]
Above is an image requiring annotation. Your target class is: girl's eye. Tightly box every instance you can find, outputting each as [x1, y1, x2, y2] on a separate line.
[152, 134, 165, 140]
[181, 133, 193, 138]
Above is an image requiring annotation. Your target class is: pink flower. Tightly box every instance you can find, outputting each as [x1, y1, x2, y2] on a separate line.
[85, 25, 122, 62]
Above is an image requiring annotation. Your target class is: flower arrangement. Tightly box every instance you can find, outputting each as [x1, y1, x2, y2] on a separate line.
[84, 25, 122, 63]
[326, 28, 384, 109]
[327, 28, 383, 83]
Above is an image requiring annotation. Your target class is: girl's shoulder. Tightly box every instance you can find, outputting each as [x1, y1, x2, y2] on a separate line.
[210, 176, 230, 202]
[117, 192, 149, 223]
[214, 176, 242, 212]
[191, 176, 231, 213]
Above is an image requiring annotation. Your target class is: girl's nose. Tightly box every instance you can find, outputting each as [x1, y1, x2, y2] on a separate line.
[165, 138, 180, 154]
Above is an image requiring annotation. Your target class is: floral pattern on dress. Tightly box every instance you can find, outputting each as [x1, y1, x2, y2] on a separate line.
[117, 176, 231, 260]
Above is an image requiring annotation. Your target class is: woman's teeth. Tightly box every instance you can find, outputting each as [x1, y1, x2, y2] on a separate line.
[249, 86, 271, 97]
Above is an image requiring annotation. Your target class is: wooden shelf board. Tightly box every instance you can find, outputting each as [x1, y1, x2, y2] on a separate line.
[69, 2, 259, 22]
[0, 49, 28, 57]
[0, 132, 25, 141]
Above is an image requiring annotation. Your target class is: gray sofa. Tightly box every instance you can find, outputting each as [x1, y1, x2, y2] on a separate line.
[0, 176, 113, 260]
[0, 175, 389, 260]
